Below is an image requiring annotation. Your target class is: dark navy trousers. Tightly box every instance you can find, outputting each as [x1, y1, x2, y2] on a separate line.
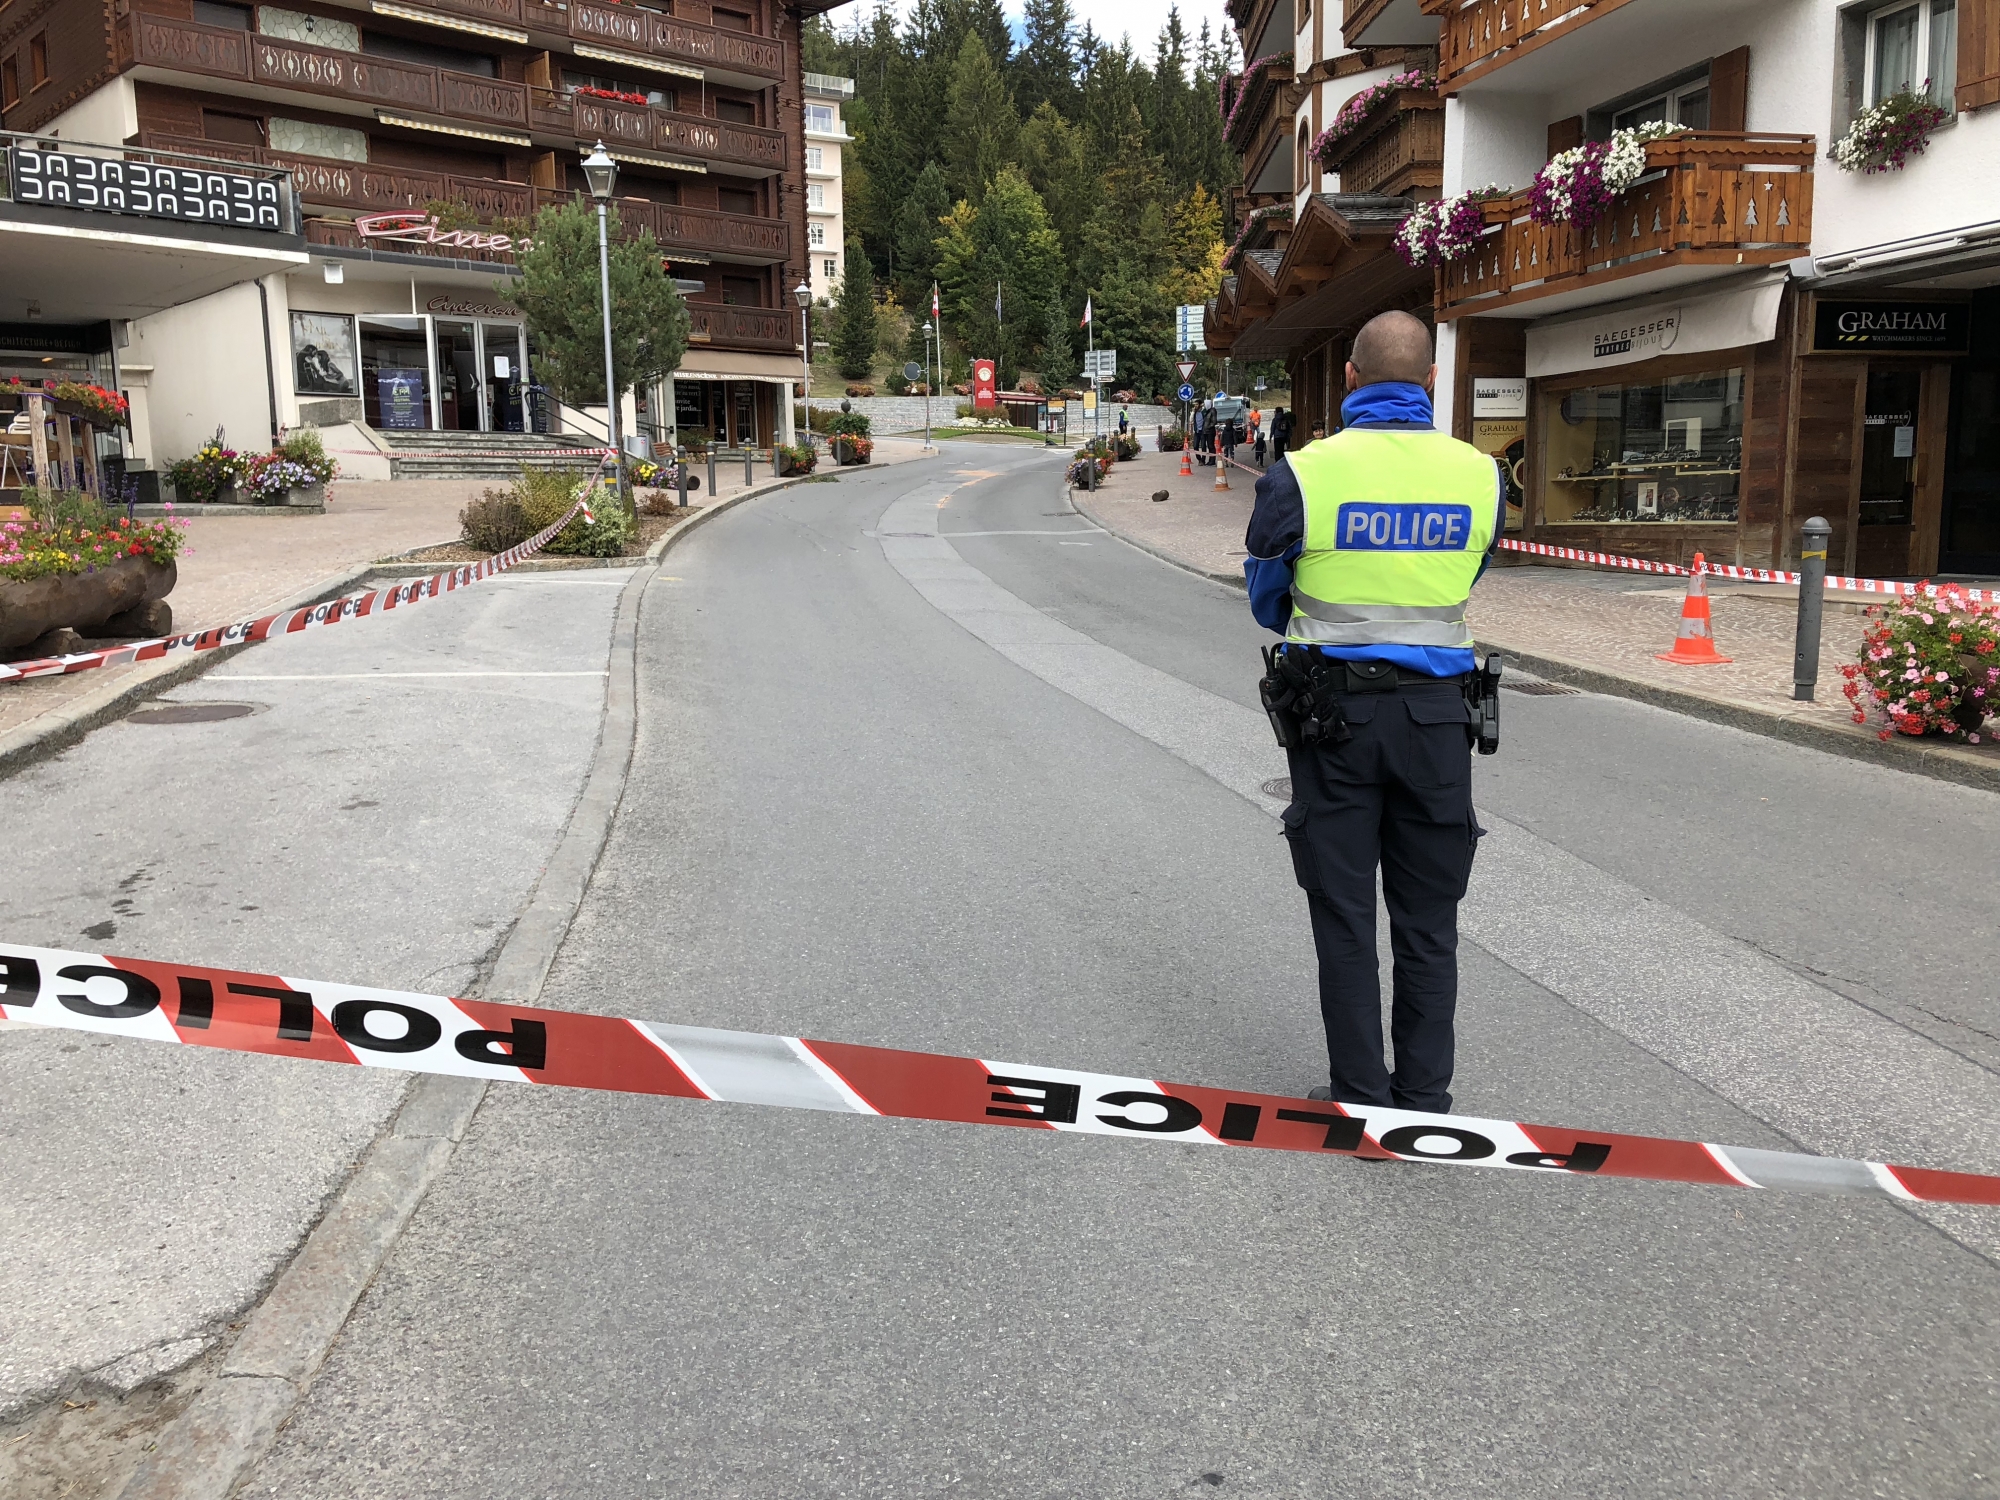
[1280, 680, 1482, 1113]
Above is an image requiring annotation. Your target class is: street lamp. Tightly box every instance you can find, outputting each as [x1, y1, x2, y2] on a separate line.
[581, 141, 622, 501]
[794, 279, 813, 448]
[922, 319, 935, 450]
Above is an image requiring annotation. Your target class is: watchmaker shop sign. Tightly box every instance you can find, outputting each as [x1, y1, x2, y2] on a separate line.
[1812, 300, 1971, 354]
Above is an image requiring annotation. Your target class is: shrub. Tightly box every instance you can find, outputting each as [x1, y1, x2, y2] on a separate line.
[885, 369, 910, 395]
[1841, 585, 2000, 742]
[460, 488, 532, 552]
[824, 411, 871, 438]
[512, 467, 628, 555]
[843, 383, 876, 397]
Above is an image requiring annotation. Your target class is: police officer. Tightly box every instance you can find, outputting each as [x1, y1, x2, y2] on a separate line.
[1243, 311, 1504, 1115]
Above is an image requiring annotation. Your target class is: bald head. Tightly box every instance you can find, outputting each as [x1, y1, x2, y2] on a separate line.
[1347, 310, 1435, 390]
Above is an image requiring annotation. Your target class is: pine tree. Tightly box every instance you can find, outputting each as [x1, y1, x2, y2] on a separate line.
[1013, 0, 1078, 118]
[892, 161, 953, 309]
[1017, 103, 1092, 272]
[941, 33, 1020, 205]
[934, 167, 1064, 380]
[1038, 290, 1077, 390]
[832, 240, 880, 380]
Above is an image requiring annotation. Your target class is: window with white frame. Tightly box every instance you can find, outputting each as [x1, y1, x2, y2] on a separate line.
[1866, 0, 1957, 106]
[805, 103, 836, 133]
[809, 221, 826, 247]
[824, 257, 837, 280]
[806, 145, 824, 172]
[807, 182, 826, 209]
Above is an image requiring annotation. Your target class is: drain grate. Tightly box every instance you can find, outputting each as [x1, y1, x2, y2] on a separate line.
[1260, 777, 1292, 799]
[129, 702, 259, 725]
[1503, 680, 1580, 696]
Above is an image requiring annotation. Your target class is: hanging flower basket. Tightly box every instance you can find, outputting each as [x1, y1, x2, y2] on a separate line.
[1220, 203, 1293, 271]
[1395, 185, 1511, 268]
[1528, 122, 1684, 226]
[1831, 87, 1950, 172]
[1311, 70, 1437, 171]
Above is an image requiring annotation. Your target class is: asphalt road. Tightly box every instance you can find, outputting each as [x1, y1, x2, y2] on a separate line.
[0, 572, 626, 1419]
[230, 445, 2000, 1498]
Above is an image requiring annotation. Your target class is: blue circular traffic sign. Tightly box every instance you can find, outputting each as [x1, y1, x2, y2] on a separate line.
[1177, 383, 1195, 402]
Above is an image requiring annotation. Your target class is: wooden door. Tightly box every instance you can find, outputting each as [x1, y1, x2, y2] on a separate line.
[1783, 356, 1867, 574]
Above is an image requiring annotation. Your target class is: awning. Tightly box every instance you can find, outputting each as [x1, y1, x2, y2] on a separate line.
[0, 212, 307, 322]
[1525, 270, 1787, 379]
[671, 351, 800, 379]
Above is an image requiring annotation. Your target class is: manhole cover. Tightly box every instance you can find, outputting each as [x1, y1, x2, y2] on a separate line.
[129, 702, 259, 725]
[1503, 680, 1580, 696]
[1260, 777, 1292, 799]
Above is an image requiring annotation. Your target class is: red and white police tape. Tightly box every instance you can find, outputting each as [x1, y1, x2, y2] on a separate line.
[3, 941, 1995, 1205]
[1494, 536, 2000, 602]
[0, 496, 594, 685]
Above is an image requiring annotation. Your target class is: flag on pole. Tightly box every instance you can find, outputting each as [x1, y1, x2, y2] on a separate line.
[932, 283, 940, 318]
[994, 282, 1003, 321]
[1080, 295, 1092, 328]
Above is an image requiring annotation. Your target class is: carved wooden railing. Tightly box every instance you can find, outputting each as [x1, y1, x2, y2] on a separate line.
[684, 302, 794, 352]
[1421, 0, 1635, 90]
[1436, 133, 1814, 316]
[531, 90, 794, 173]
[1323, 88, 1443, 197]
[568, 0, 784, 82]
[119, 15, 527, 129]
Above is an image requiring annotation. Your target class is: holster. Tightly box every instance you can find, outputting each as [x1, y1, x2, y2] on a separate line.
[1258, 646, 1352, 749]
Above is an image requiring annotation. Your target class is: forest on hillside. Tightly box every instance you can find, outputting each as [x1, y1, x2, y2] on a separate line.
[801, 0, 1244, 399]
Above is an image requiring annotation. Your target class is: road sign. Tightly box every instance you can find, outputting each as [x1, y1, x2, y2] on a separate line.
[1176, 383, 1195, 402]
[1175, 304, 1207, 353]
[1176, 360, 1196, 382]
[1083, 348, 1117, 381]
[903, 361, 923, 381]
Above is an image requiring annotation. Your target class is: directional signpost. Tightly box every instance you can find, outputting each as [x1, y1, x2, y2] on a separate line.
[1175, 304, 1207, 353]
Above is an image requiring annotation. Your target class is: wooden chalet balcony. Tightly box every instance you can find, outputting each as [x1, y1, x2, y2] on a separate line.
[567, 0, 784, 85]
[684, 302, 794, 353]
[1422, 0, 1633, 91]
[1222, 53, 1294, 154]
[118, 13, 528, 134]
[1435, 132, 1813, 318]
[530, 88, 786, 174]
[1322, 86, 1442, 197]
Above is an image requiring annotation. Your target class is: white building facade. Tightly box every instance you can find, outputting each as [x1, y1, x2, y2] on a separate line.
[803, 71, 852, 301]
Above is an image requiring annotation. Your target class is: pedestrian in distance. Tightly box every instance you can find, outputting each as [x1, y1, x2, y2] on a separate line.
[1221, 414, 1239, 466]
[1243, 310, 1506, 1117]
[1269, 405, 1291, 464]
[1248, 406, 1264, 467]
[1118, 408, 1129, 437]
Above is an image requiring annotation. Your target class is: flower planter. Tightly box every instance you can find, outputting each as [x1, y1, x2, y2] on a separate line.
[0, 555, 176, 655]
[257, 483, 325, 508]
[832, 443, 869, 466]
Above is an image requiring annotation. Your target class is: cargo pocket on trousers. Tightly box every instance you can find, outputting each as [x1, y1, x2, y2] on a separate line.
[1280, 802, 1322, 893]
[1405, 695, 1476, 788]
[1457, 807, 1488, 899]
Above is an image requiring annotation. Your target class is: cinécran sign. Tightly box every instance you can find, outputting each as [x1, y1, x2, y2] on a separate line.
[353, 212, 531, 257]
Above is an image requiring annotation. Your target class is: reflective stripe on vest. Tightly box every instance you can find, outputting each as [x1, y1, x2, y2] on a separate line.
[1282, 427, 1499, 651]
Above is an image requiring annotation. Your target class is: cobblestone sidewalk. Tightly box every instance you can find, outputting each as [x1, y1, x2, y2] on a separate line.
[1069, 441, 2000, 790]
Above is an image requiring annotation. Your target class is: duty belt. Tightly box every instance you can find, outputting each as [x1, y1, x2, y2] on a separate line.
[1257, 646, 1498, 754]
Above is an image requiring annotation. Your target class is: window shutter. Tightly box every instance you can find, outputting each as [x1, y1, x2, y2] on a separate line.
[1546, 115, 1582, 160]
[1960, 0, 2000, 109]
[1709, 46, 1749, 132]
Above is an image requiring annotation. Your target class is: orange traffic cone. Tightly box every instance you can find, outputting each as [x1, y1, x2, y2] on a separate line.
[1655, 553, 1732, 664]
[1179, 442, 1191, 478]
[1213, 453, 1230, 491]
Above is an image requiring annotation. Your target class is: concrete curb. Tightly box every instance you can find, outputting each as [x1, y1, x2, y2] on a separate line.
[107, 485, 753, 1500]
[365, 473, 825, 578]
[0, 558, 384, 784]
[1069, 489, 2000, 796]
[1473, 637, 2000, 795]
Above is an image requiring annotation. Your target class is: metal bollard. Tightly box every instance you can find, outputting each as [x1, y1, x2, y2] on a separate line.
[707, 448, 717, 496]
[744, 446, 754, 487]
[676, 449, 689, 508]
[1792, 515, 1831, 701]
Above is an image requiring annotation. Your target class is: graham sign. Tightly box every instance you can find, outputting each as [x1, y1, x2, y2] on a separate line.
[1811, 300, 1971, 354]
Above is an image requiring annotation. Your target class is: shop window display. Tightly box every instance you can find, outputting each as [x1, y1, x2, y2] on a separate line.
[1542, 368, 1743, 523]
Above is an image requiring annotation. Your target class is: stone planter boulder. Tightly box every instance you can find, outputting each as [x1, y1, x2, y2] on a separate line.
[0, 556, 176, 656]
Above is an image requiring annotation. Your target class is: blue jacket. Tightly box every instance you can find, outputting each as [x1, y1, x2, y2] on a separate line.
[1242, 382, 1503, 677]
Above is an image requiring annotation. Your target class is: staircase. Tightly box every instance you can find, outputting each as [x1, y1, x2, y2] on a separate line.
[372, 429, 611, 480]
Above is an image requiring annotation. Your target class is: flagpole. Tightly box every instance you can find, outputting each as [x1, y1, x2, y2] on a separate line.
[1087, 294, 1096, 445]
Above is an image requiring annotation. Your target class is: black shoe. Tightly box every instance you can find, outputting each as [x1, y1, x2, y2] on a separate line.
[1307, 1086, 1333, 1101]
